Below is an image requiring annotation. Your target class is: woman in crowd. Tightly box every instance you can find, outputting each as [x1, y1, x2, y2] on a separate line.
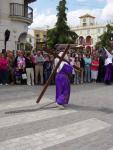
[91, 55, 99, 82]
[74, 55, 80, 84]
[0, 53, 9, 85]
[14, 50, 26, 84]
[84, 53, 91, 83]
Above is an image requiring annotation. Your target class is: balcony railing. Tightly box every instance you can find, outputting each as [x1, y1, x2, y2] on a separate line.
[10, 3, 33, 24]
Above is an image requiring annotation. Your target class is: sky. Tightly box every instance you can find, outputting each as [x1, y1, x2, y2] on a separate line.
[29, 0, 113, 29]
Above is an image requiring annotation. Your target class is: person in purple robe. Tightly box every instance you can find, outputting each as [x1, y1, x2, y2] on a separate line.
[55, 52, 73, 108]
[104, 48, 113, 85]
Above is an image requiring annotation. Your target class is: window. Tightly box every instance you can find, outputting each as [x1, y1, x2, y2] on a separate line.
[83, 23, 87, 26]
[97, 28, 100, 33]
[83, 18, 86, 22]
[36, 34, 39, 38]
[90, 23, 93, 26]
[43, 35, 47, 42]
[80, 30, 82, 34]
[87, 29, 90, 34]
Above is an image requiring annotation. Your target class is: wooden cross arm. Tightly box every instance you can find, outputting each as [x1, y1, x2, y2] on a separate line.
[36, 45, 70, 104]
[44, 48, 81, 73]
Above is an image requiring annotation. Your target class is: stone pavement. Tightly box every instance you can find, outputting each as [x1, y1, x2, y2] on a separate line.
[0, 83, 113, 150]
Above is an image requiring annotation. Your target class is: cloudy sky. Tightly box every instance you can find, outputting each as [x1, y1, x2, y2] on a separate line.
[29, 0, 113, 29]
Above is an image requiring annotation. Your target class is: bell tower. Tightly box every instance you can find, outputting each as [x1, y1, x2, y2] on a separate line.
[79, 14, 95, 27]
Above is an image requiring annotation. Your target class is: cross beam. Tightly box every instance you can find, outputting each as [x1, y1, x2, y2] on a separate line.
[36, 45, 70, 104]
[44, 48, 81, 73]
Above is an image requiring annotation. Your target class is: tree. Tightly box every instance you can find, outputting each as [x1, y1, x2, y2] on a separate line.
[47, 0, 78, 48]
[95, 24, 113, 50]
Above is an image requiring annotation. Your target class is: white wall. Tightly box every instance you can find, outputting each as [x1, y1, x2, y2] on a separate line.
[9, 0, 24, 5]
[72, 25, 107, 46]
[0, 0, 28, 51]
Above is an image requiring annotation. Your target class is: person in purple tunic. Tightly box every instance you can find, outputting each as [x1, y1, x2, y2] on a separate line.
[104, 48, 113, 85]
[55, 52, 73, 108]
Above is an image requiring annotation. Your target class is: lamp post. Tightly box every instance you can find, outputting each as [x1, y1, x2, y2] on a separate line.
[36, 37, 40, 50]
[4, 29, 10, 54]
[110, 31, 113, 48]
[43, 35, 47, 48]
[45, 25, 49, 48]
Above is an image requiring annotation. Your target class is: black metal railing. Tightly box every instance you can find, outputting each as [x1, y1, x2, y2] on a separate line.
[10, 3, 33, 21]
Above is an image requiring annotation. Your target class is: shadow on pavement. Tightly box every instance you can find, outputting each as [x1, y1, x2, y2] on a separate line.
[5, 102, 113, 115]
[68, 104, 113, 114]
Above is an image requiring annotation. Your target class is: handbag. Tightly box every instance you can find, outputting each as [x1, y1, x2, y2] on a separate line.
[22, 73, 27, 79]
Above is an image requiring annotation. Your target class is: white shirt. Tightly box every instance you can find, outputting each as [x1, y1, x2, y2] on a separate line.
[54, 52, 68, 73]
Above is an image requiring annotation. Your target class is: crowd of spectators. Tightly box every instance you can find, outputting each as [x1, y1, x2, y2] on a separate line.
[0, 49, 113, 86]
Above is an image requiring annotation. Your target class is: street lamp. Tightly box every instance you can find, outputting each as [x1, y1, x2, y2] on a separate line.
[4, 29, 10, 54]
[110, 31, 113, 48]
[36, 37, 40, 50]
[111, 31, 113, 41]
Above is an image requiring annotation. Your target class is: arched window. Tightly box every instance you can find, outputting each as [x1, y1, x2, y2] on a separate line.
[79, 36, 84, 45]
[86, 36, 92, 45]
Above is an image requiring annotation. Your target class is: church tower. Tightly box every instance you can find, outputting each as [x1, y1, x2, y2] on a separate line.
[79, 14, 95, 27]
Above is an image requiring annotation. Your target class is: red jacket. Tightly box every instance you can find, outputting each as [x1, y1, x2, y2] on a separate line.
[91, 59, 99, 71]
[0, 58, 8, 70]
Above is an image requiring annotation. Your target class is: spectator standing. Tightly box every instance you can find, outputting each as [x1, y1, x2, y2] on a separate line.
[0, 53, 9, 85]
[14, 50, 26, 84]
[74, 56, 80, 84]
[25, 52, 34, 86]
[70, 53, 75, 84]
[97, 51, 105, 82]
[50, 54, 55, 85]
[35, 51, 45, 85]
[91, 55, 99, 82]
[7, 51, 15, 84]
[84, 54, 91, 83]
[78, 54, 85, 84]
[43, 55, 52, 83]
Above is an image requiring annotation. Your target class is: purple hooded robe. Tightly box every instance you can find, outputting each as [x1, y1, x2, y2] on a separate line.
[55, 64, 73, 105]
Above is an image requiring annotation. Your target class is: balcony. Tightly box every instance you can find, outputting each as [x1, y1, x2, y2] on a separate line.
[9, 3, 33, 25]
[26, 0, 37, 3]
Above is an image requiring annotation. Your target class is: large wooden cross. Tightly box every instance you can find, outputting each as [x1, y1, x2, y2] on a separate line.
[36, 45, 81, 104]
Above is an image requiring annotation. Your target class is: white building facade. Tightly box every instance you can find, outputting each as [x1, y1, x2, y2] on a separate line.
[71, 14, 113, 51]
[0, 0, 36, 52]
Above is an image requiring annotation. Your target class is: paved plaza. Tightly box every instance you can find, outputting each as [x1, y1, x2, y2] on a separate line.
[0, 83, 113, 150]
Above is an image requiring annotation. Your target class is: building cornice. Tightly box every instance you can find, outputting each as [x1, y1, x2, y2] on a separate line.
[79, 14, 95, 18]
[25, 0, 37, 3]
[71, 24, 108, 31]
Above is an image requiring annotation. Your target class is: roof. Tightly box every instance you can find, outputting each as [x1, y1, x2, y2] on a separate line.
[55, 44, 77, 50]
[79, 14, 95, 19]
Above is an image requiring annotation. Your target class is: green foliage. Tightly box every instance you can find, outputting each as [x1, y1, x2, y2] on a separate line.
[47, 0, 78, 48]
[95, 24, 113, 50]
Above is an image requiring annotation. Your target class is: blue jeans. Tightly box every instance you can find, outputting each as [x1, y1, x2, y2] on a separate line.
[44, 71, 51, 83]
[84, 66, 91, 83]
[74, 71, 80, 84]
